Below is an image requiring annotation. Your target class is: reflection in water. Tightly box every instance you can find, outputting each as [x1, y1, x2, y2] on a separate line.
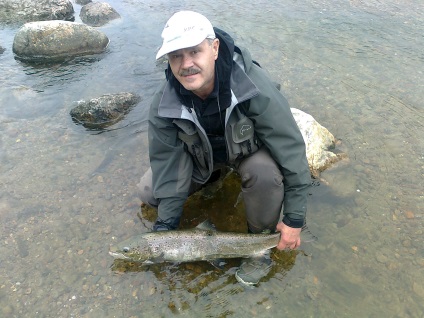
[17, 55, 106, 92]
[0, 0, 423, 317]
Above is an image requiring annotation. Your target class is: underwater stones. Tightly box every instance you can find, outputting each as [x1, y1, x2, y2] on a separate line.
[12, 21, 109, 62]
[70, 93, 141, 129]
[291, 108, 345, 176]
[80, 2, 120, 27]
[75, 0, 92, 5]
[0, 0, 74, 24]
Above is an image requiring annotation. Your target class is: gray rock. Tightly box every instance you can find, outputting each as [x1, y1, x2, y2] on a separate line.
[291, 108, 346, 176]
[0, 0, 74, 24]
[70, 93, 141, 129]
[0, 45, 5, 54]
[12, 21, 109, 62]
[75, 0, 92, 5]
[80, 2, 120, 27]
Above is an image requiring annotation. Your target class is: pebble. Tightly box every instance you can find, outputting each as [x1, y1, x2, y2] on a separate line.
[103, 225, 112, 234]
[412, 282, 424, 298]
[404, 210, 415, 219]
[2, 305, 14, 315]
[376, 252, 388, 264]
[402, 240, 411, 247]
[124, 220, 135, 228]
[77, 216, 88, 225]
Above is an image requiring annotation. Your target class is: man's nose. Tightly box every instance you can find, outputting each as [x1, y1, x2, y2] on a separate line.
[181, 53, 194, 68]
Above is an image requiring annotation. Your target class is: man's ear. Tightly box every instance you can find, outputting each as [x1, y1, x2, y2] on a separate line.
[213, 38, 220, 60]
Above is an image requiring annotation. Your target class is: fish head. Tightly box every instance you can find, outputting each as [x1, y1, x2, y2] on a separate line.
[109, 236, 152, 263]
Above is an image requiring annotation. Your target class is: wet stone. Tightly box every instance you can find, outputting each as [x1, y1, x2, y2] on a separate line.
[412, 282, 424, 298]
[76, 0, 92, 4]
[402, 239, 412, 247]
[375, 252, 388, 264]
[77, 216, 88, 225]
[2, 304, 14, 316]
[13, 21, 109, 62]
[0, 0, 74, 24]
[69, 92, 141, 130]
[404, 210, 415, 219]
[80, 2, 120, 27]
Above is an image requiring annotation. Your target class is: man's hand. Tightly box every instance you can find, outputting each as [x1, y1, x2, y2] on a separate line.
[276, 222, 302, 250]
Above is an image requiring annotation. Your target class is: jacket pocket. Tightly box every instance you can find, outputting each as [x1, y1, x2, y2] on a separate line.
[174, 120, 210, 179]
[229, 115, 261, 159]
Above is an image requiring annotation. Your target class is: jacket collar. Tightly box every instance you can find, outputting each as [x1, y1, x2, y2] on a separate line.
[158, 61, 259, 119]
[158, 29, 259, 118]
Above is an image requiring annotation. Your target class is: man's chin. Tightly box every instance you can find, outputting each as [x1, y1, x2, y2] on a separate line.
[181, 81, 201, 92]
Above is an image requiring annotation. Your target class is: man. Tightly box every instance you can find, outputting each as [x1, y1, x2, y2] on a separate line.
[138, 11, 311, 285]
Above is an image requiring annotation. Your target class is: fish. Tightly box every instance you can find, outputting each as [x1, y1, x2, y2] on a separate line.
[109, 220, 317, 265]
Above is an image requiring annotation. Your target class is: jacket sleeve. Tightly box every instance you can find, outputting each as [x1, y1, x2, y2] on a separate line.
[246, 65, 311, 227]
[148, 84, 193, 222]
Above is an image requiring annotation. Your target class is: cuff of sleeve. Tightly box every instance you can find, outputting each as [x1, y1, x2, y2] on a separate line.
[282, 215, 305, 228]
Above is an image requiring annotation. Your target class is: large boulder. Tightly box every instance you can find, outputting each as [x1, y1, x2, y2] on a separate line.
[12, 21, 109, 62]
[70, 93, 141, 129]
[0, 0, 74, 24]
[80, 2, 120, 27]
[291, 108, 346, 176]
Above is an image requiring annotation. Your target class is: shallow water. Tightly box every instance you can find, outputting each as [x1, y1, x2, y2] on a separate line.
[0, 0, 423, 317]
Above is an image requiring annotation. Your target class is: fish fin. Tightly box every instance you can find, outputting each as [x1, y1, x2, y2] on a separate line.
[301, 225, 318, 243]
[209, 258, 227, 270]
[195, 219, 216, 231]
[149, 252, 165, 263]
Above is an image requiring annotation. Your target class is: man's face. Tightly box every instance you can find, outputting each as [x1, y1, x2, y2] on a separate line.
[167, 38, 219, 99]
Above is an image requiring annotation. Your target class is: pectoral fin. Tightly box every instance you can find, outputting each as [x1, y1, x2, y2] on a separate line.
[149, 252, 165, 263]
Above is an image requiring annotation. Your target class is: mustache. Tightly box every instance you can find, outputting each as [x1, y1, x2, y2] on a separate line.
[179, 68, 201, 76]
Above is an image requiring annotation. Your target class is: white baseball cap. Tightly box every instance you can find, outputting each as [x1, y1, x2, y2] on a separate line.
[156, 11, 216, 60]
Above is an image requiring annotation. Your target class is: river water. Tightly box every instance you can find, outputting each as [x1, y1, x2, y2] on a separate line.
[0, 0, 423, 317]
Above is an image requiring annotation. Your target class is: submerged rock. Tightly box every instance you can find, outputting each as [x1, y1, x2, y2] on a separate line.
[80, 2, 120, 27]
[70, 93, 141, 129]
[0, 0, 74, 24]
[0, 45, 5, 54]
[76, 0, 92, 5]
[291, 108, 346, 176]
[12, 21, 109, 62]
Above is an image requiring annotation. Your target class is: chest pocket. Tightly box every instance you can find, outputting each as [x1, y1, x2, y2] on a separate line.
[228, 107, 262, 160]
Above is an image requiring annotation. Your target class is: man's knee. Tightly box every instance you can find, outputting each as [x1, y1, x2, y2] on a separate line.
[238, 147, 283, 190]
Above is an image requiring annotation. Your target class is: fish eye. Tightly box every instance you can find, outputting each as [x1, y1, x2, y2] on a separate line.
[123, 247, 130, 253]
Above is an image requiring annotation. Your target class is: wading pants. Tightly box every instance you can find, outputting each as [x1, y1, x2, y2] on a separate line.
[138, 147, 284, 233]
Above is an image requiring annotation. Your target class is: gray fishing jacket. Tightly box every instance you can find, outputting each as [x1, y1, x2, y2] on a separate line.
[148, 43, 311, 227]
